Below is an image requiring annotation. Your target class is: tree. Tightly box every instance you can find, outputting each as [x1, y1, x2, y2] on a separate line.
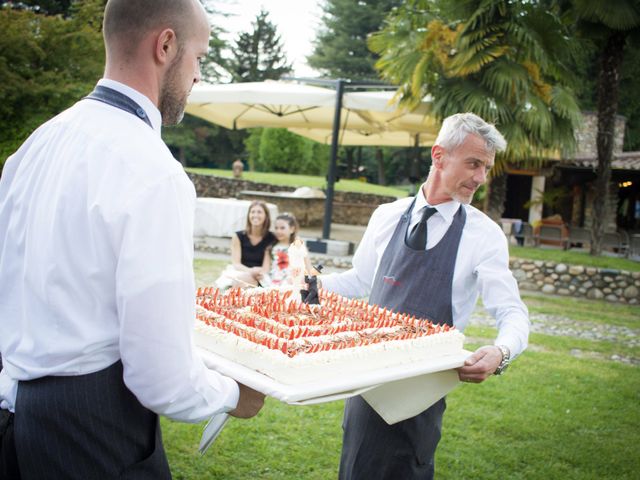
[566, 0, 640, 255]
[0, 1, 105, 169]
[369, 0, 582, 220]
[0, 0, 73, 16]
[308, 0, 402, 80]
[308, 0, 404, 182]
[251, 128, 329, 176]
[227, 9, 292, 82]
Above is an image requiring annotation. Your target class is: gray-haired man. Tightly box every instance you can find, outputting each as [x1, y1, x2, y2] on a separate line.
[321, 113, 530, 479]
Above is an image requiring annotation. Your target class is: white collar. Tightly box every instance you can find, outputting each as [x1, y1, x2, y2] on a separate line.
[415, 183, 461, 222]
[97, 78, 162, 135]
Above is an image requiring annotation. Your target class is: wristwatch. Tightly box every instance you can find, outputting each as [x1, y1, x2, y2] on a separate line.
[494, 345, 511, 375]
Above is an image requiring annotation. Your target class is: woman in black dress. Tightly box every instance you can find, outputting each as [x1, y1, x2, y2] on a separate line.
[216, 201, 276, 289]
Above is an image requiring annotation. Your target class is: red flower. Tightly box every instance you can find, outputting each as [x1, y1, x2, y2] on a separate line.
[276, 251, 289, 270]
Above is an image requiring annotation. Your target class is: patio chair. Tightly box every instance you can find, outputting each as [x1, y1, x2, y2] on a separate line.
[602, 232, 626, 256]
[629, 234, 640, 259]
[568, 226, 591, 250]
[537, 225, 569, 249]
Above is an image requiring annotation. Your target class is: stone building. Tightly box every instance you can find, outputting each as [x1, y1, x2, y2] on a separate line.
[501, 112, 640, 234]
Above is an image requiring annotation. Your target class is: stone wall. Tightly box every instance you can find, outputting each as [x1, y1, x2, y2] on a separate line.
[187, 172, 294, 198]
[510, 258, 639, 304]
[187, 172, 398, 226]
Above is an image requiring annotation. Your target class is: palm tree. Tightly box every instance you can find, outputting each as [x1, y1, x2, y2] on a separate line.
[567, 0, 640, 255]
[369, 0, 582, 220]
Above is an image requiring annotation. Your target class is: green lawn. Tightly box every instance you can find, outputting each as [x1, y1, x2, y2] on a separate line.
[509, 245, 640, 271]
[186, 167, 409, 198]
[164, 258, 640, 479]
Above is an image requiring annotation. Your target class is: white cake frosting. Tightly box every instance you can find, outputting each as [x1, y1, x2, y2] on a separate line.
[194, 287, 465, 385]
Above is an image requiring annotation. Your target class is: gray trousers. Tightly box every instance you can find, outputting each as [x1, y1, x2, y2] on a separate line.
[339, 396, 446, 480]
[13, 361, 171, 479]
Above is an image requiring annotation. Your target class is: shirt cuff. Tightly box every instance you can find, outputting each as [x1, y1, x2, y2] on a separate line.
[206, 369, 240, 413]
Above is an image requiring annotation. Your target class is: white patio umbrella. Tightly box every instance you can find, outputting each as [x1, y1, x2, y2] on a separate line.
[185, 80, 438, 238]
[185, 80, 384, 131]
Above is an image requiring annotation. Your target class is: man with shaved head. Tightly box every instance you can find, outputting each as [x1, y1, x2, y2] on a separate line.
[0, 1, 264, 478]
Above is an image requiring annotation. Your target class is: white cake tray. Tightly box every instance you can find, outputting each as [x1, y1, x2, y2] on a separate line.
[197, 348, 472, 453]
[198, 348, 472, 405]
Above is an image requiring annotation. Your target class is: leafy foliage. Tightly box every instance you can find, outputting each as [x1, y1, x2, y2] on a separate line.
[370, 0, 582, 170]
[0, 1, 105, 167]
[249, 128, 330, 176]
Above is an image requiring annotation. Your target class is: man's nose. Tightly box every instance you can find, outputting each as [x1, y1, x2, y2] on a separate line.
[474, 167, 488, 184]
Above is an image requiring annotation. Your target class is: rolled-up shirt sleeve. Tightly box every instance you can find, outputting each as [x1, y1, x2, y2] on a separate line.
[113, 173, 239, 423]
[474, 230, 530, 358]
[320, 206, 387, 298]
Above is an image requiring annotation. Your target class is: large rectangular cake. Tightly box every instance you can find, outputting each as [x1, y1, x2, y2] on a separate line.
[194, 287, 464, 385]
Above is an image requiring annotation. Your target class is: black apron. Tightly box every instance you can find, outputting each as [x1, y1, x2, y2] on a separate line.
[339, 198, 466, 480]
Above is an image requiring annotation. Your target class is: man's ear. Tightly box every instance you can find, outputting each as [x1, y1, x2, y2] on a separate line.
[154, 28, 178, 65]
[431, 144, 445, 169]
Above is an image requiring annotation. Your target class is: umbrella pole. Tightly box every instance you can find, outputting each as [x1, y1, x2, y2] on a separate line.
[322, 79, 345, 240]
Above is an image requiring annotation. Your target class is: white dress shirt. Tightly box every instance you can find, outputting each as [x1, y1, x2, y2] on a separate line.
[0, 79, 239, 420]
[321, 186, 530, 357]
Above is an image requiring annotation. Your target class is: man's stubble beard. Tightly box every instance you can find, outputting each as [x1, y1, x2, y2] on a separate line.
[159, 51, 188, 126]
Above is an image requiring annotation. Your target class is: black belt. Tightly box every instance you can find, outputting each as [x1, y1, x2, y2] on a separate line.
[85, 85, 153, 128]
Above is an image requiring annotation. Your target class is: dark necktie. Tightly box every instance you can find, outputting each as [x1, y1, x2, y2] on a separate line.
[406, 206, 437, 250]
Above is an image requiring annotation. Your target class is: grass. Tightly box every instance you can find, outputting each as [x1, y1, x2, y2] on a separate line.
[185, 167, 408, 198]
[509, 245, 640, 271]
[166, 258, 640, 479]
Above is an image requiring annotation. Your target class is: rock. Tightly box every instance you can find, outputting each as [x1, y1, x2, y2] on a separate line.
[583, 280, 594, 289]
[569, 265, 584, 275]
[551, 273, 559, 280]
[557, 288, 570, 295]
[544, 277, 555, 284]
[560, 274, 571, 282]
[623, 285, 639, 299]
[522, 263, 536, 271]
[512, 269, 527, 281]
[534, 260, 544, 267]
[603, 288, 612, 294]
[586, 267, 597, 275]
[632, 272, 640, 279]
[519, 282, 538, 291]
[605, 294, 619, 303]
[542, 284, 556, 294]
[601, 268, 620, 276]
[587, 288, 604, 300]
[555, 263, 568, 274]
[603, 276, 614, 283]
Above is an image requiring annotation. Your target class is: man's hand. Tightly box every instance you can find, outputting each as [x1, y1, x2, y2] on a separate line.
[456, 346, 502, 383]
[229, 383, 265, 419]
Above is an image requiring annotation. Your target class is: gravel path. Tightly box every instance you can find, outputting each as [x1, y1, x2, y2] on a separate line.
[468, 307, 639, 366]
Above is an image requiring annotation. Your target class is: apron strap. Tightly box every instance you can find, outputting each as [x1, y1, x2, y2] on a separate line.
[85, 85, 153, 128]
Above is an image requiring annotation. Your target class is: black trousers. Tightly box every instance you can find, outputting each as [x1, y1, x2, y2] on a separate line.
[10, 361, 171, 480]
[339, 396, 446, 480]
